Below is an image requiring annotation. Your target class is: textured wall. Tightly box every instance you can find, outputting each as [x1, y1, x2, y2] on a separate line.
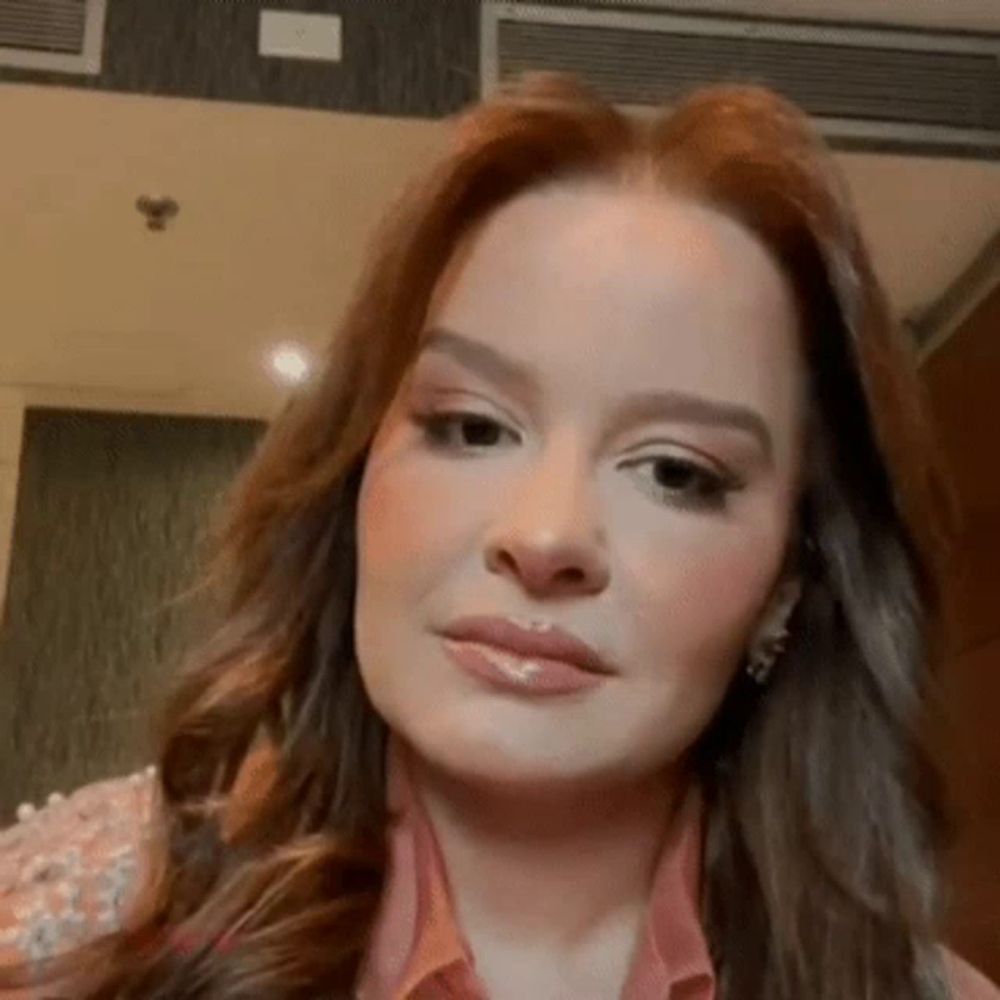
[0, 408, 265, 823]
[0, 0, 479, 117]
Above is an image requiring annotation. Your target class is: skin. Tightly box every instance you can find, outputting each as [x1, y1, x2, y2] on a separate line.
[354, 178, 806, 998]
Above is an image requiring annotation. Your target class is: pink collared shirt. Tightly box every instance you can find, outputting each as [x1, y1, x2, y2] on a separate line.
[353, 742, 1000, 1000]
[356, 742, 716, 1000]
[1, 753, 998, 998]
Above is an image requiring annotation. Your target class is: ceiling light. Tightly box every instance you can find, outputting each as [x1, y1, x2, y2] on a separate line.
[268, 343, 312, 384]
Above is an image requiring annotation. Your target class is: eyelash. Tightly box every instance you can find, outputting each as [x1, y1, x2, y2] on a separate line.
[410, 409, 743, 512]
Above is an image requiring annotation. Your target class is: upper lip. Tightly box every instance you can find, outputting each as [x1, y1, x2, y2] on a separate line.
[440, 615, 615, 675]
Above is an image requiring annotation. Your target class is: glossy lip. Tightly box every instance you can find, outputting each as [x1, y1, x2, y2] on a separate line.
[439, 615, 615, 676]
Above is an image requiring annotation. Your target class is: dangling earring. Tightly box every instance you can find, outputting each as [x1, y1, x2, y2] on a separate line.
[745, 575, 802, 686]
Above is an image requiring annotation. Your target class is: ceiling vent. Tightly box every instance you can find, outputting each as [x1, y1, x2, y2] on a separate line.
[0, 0, 106, 75]
[481, 3, 1000, 159]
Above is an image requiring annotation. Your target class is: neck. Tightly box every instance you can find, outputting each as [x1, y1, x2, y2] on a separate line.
[408, 755, 689, 949]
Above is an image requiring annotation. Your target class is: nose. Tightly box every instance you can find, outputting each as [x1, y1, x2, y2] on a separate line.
[483, 436, 610, 598]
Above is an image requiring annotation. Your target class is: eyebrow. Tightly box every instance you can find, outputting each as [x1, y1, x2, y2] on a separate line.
[417, 328, 774, 465]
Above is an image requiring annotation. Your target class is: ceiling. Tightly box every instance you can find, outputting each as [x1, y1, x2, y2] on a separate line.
[0, 67, 999, 420]
[0, 84, 445, 420]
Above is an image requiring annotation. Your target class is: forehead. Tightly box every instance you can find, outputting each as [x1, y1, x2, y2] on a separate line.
[422, 181, 804, 428]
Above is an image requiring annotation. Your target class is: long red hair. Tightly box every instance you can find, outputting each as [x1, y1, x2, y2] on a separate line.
[12, 72, 957, 999]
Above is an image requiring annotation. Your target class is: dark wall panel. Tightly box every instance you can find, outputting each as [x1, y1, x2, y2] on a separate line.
[0, 0, 479, 117]
[924, 284, 1000, 981]
[0, 408, 264, 822]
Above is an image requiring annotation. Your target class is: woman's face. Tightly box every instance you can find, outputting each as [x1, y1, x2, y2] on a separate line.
[354, 179, 806, 791]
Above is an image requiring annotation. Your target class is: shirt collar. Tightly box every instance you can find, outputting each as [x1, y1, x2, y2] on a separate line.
[359, 737, 716, 1000]
[359, 738, 476, 999]
[620, 778, 716, 998]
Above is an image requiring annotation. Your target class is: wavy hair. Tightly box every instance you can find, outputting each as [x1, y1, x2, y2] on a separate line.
[25, 73, 959, 998]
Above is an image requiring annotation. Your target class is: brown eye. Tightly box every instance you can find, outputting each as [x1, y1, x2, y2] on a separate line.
[412, 410, 518, 451]
[621, 455, 741, 512]
[654, 457, 730, 499]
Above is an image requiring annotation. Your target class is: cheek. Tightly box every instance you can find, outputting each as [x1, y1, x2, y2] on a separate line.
[355, 445, 446, 712]
[354, 435, 493, 676]
[356, 444, 457, 571]
[625, 523, 785, 673]
[609, 529, 784, 769]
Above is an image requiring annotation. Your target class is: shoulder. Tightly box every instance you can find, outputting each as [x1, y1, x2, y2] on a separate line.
[942, 946, 1000, 1000]
[0, 768, 160, 979]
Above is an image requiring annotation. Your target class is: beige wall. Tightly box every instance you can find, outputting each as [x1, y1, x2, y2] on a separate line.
[0, 389, 24, 622]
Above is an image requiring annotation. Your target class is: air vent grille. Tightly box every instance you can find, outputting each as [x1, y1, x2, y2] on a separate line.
[483, 4, 1000, 157]
[499, 22, 1000, 131]
[0, 0, 86, 54]
[0, 0, 105, 74]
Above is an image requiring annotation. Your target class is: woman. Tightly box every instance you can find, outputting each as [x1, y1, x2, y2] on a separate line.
[0, 72, 996, 999]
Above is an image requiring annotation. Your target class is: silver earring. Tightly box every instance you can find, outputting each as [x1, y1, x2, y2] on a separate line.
[745, 625, 791, 685]
[745, 573, 802, 686]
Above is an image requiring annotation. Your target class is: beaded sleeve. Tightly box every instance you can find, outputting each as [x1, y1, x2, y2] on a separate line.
[0, 768, 158, 990]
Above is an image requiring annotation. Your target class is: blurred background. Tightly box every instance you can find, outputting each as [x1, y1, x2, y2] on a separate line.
[0, 0, 997, 980]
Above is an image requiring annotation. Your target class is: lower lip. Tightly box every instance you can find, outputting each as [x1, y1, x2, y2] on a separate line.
[441, 637, 607, 697]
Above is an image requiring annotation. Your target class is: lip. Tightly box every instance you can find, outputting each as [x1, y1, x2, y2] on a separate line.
[439, 615, 614, 676]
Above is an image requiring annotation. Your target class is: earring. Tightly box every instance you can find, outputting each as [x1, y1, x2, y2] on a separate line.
[745, 625, 791, 685]
[744, 574, 802, 686]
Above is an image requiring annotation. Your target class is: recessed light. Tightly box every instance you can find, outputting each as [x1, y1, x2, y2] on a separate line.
[268, 343, 312, 385]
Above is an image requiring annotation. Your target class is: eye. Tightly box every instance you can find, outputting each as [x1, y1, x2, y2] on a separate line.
[411, 409, 742, 512]
[620, 454, 742, 512]
[411, 409, 519, 451]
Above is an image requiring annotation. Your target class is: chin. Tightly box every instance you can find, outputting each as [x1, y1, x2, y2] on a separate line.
[393, 704, 643, 792]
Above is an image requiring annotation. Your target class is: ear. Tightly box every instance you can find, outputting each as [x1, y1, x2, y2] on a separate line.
[752, 573, 803, 645]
